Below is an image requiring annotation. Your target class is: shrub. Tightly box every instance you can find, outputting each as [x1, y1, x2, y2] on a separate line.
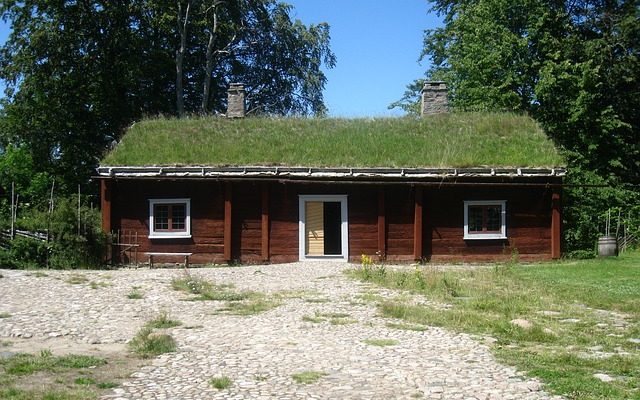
[128, 326, 176, 358]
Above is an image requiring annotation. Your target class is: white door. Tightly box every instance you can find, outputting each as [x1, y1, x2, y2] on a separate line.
[299, 195, 348, 261]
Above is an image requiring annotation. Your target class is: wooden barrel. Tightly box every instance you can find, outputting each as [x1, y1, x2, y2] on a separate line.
[598, 236, 618, 257]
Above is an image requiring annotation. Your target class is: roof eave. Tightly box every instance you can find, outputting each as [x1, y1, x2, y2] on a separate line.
[96, 165, 566, 180]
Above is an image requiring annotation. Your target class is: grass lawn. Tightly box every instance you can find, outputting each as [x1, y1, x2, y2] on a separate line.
[349, 252, 640, 400]
[0, 349, 144, 400]
[103, 113, 563, 168]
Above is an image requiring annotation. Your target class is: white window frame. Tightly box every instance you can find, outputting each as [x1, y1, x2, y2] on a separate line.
[148, 198, 192, 239]
[463, 200, 507, 240]
[298, 195, 349, 261]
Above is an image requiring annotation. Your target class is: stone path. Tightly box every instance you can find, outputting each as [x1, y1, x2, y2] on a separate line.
[0, 263, 563, 399]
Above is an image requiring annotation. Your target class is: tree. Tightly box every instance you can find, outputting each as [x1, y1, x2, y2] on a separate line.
[0, 0, 335, 196]
[395, 0, 640, 252]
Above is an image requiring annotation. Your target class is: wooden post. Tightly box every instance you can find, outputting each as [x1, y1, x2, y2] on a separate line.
[377, 188, 386, 257]
[551, 189, 561, 259]
[224, 182, 233, 261]
[413, 186, 423, 261]
[100, 179, 112, 264]
[261, 183, 270, 261]
[100, 180, 111, 234]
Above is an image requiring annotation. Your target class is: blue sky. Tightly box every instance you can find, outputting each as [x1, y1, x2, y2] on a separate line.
[0, 1, 441, 117]
[288, 0, 441, 116]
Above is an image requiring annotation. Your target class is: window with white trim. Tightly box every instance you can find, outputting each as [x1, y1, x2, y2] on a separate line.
[464, 200, 506, 240]
[149, 198, 191, 239]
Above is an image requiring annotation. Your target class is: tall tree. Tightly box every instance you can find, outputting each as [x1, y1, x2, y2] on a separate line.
[393, 0, 640, 251]
[0, 0, 335, 196]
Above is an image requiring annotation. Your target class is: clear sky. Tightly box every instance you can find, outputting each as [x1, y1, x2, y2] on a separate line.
[0, 1, 441, 117]
[288, 0, 440, 116]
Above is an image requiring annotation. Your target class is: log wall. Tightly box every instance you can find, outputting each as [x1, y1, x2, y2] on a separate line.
[106, 179, 556, 264]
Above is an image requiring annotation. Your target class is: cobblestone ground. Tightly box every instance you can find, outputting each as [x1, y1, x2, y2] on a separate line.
[0, 263, 563, 400]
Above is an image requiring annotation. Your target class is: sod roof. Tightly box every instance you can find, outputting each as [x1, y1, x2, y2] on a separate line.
[101, 112, 564, 168]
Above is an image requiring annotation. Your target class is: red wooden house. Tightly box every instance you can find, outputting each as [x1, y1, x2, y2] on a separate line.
[98, 83, 564, 265]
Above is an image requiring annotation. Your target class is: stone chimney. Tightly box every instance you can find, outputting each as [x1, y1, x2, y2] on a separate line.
[421, 81, 448, 116]
[227, 83, 246, 118]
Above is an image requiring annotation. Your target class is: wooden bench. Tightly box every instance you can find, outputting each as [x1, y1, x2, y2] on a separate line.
[146, 252, 193, 269]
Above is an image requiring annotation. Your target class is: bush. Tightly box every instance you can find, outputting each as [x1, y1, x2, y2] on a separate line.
[2, 196, 108, 269]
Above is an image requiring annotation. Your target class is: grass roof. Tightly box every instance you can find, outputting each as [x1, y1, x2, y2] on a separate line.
[102, 112, 564, 168]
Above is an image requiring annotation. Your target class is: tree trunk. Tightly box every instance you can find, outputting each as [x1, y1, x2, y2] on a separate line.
[176, 0, 191, 117]
[201, 8, 218, 114]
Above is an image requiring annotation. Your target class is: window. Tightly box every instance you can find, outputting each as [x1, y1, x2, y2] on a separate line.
[149, 199, 191, 239]
[464, 200, 506, 240]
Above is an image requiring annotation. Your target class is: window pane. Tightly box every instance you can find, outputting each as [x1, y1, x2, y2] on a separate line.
[154, 205, 169, 230]
[486, 205, 502, 232]
[468, 206, 483, 232]
[171, 204, 186, 230]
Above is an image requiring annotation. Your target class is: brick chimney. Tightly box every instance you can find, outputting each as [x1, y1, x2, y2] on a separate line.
[421, 81, 448, 116]
[227, 83, 246, 118]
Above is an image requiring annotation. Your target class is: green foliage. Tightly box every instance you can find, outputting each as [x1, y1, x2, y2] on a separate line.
[0, 0, 335, 197]
[104, 113, 563, 168]
[209, 376, 233, 390]
[350, 252, 640, 399]
[291, 371, 327, 384]
[0, 351, 106, 375]
[396, 0, 640, 253]
[1, 195, 108, 269]
[145, 312, 182, 329]
[128, 326, 177, 359]
[362, 338, 399, 347]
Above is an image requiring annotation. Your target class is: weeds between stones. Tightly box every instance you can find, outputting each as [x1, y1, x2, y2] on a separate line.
[291, 371, 327, 384]
[172, 272, 280, 315]
[128, 326, 176, 358]
[0, 312, 11, 319]
[129, 312, 181, 358]
[209, 376, 232, 389]
[362, 339, 399, 347]
[127, 288, 144, 299]
[386, 322, 427, 332]
[145, 311, 182, 329]
[65, 274, 89, 285]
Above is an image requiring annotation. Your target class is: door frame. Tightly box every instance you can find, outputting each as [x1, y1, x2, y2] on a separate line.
[298, 195, 349, 261]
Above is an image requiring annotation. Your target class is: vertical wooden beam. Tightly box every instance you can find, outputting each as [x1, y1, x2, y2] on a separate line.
[551, 188, 561, 259]
[100, 179, 112, 263]
[224, 182, 233, 261]
[100, 179, 111, 234]
[377, 188, 386, 257]
[261, 183, 270, 261]
[413, 186, 423, 261]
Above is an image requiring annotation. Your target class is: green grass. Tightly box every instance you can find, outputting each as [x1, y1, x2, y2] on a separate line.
[0, 351, 106, 376]
[74, 376, 96, 385]
[128, 326, 177, 359]
[65, 274, 89, 285]
[216, 298, 280, 316]
[209, 376, 232, 389]
[127, 289, 144, 299]
[362, 338, 399, 347]
[386, 322, 427, 332]
[0, 312, 11, 318]
[302, 311, 355, 325]
[349, 252, 640, 400]
[172, 273, 279, 315]
[145, 312, 182, 329]
[103, 113, 563, 168]
[171, 274, 248, 301]
[291, 370, 328, 384]
[96, 382, 119, 389]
